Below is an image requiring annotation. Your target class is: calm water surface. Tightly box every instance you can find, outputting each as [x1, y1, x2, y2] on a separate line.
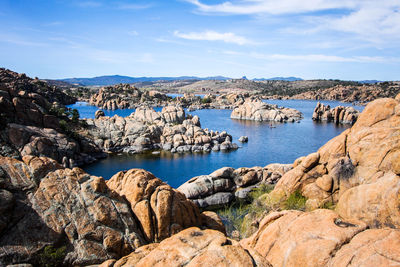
[68, 100, 363, 188]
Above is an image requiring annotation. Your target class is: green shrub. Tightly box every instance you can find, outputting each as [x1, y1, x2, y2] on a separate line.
[71, 109, 80, 122]
[201, 97, 212, 104]
[283, 190, 307, 211]
[37, 245, 67, 267]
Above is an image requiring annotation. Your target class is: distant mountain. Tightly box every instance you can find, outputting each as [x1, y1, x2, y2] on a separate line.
[358, 80, 382, 84]
[59, 75, 231, 86]
[58, 75, 306, 86]
[253, 77, 303, 82]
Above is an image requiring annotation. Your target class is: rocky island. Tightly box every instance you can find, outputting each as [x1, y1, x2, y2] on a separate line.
[86, 105, 238, 154]
[312, 102, 359, 124]
[231, 99, 303, 122]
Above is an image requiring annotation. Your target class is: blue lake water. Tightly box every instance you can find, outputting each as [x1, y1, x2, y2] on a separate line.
[68, 100, 364, 188]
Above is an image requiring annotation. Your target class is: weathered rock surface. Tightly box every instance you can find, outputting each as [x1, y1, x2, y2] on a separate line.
[0, 156, 222, 266]
[0, 68, 104, 166]
[86, 105, 237, 154]
[178, 163, 292, 208]
[270, 94, 400, 228]
[231, 99, 302, 122]
[0, 156, 144, 266]
[312, 102, 359, 124]
[89, 84, 168, 110]
[241, 209, 400, 267]
[106, 169, 214, 242]
[107, 227, 271, 267]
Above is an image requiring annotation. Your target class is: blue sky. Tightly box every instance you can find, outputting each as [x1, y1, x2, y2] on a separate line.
[0, 0, 399, 80]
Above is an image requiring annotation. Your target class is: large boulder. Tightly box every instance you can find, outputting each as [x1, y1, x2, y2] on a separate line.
[241, 209, 367, 267]
[106, 169, 206, 242]
[0, 156, 145, 266]
[241, 209, 400, 267]
[178, 164, 292, 208]
[108, 227, 271, 267]
[270, 95, 400, 227]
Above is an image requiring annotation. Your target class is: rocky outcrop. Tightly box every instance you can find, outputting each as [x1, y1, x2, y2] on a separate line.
[89, 84, 168, 110]
[0, 68, 75, 129]
[231, 99, 302, 122]
[0, 68, 104, 166]
[312, 102, 359, 124]
[0, 156, 223, 266]
[104, 227, 271, 267]
[291, 83, 400, 103]
[270, 94, 400, 228]
[107, 169, 206, 242]
[178, 164, 292, 208]
[241, 209, 400, 267]
[86, 105, 238, 154]
[0, 156, 144, 266]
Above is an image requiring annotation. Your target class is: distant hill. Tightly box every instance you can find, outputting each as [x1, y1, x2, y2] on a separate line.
[253, 77, 303, 82]
[59, 75, 231, 86]
[58, 75, 304, 86]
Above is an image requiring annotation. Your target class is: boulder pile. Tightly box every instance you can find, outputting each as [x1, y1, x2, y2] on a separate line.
[86, 105, 238, 154]
[312, 102, 359, 124]
[231, 99, 303, 122]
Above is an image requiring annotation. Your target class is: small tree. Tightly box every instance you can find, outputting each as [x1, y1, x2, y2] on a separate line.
[71, 109, 80, 122]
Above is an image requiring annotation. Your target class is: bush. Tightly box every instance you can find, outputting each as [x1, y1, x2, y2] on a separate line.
[201, 97, 212, 104]
[283, 190, 307, 211]
[71, 109, 80, 122]
[216, 184, 275, 239]
[37, 245, 67, 267]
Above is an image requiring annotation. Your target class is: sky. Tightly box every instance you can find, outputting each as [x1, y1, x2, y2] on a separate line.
[0, 0, 399, 80]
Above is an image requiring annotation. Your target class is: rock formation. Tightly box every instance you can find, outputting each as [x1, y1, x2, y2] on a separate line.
[0, 68, 104, 166]
[178, 164, 292, 208]
[291, 83, 400, 103]
[89, 84, 168, 110]
[100, 227, 271, 267]
[0, 156, 222, 266]
[240, 209, 400, 267]
[312, 102, 359, 124]
[86, 105, 238, 154]
[231, 99, 303, 122]
[270, 94, 400, 227]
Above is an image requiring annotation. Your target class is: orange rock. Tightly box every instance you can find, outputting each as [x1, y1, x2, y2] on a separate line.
[107, 169, 208, 242]
[118, 227, 271, 267]
[241, 209, 366, 267]
[328, 229, 400, 266]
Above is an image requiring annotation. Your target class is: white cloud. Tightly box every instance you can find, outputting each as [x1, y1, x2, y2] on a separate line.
[116, 3, 152, 10]
[174, 30, 252, 45]
[186, 0, 400, 45]
[185, 0, 357, 15]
